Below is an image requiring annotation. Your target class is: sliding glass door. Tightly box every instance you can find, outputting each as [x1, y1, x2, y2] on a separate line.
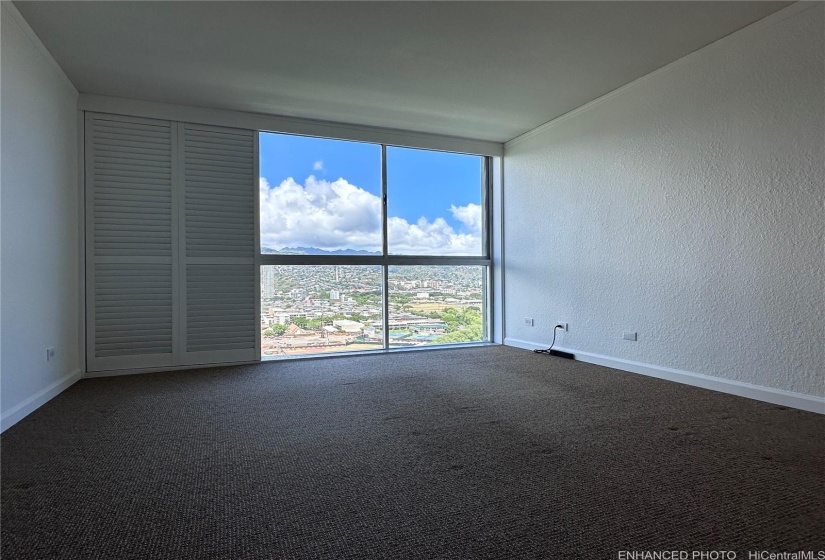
[258, 132, 490, 357]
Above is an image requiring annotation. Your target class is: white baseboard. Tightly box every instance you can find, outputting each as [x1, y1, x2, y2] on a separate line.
[1, 369, 82, 432]
[504, 338, 825, 414]
[505, 338, 551, 352]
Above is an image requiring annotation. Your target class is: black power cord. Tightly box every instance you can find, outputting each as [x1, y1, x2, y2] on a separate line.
[534, 324, 565, 355]
[534, 325, 575, 359]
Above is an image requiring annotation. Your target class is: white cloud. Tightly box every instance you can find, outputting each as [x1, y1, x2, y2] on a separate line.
[387, 216, 480, 255]
[313, 160, 324, 171]
[450, 203, 482, 234]
[260, 176, 481, 255]
[260, 176, 381, 251]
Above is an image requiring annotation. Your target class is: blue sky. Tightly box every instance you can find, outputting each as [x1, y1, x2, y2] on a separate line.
[260, 133, 382, 200]
[259, 132, 483, 255]
[386, 147, 482, 228]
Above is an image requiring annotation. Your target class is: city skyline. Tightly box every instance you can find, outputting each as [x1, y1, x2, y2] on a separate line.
[261, 265, 485, 356]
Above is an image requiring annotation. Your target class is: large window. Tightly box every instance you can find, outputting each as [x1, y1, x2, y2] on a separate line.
[386, 147, 484, 256]
[388, 266, 486, 346]
[259, 132, 490, 357]
[261, 265, 383, 356]
[259, 133, 382, 255]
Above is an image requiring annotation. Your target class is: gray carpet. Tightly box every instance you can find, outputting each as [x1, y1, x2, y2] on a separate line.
[2, 346, 823, 559]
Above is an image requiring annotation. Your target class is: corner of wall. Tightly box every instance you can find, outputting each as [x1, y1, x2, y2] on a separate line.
[1, 1, 78, 97]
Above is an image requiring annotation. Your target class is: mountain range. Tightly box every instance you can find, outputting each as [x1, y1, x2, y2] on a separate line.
[261, 246, 381, 256]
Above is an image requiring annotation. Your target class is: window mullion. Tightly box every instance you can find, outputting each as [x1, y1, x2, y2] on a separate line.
[483, 156, 492, 259]
[381, 144, 390, 350]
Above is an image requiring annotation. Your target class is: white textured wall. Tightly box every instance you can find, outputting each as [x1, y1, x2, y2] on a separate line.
[1, 5, 80, 428]
[503, 5, 824, 398]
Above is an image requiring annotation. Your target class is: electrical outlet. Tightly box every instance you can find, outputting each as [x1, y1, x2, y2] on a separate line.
[557, 322, 568, 331]
[46, 347, 55, 361]
[524, 318, 534, 327]
[623, 332, 638, 341]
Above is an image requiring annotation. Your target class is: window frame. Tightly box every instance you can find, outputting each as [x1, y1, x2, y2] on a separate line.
[258, 133, 493, 352]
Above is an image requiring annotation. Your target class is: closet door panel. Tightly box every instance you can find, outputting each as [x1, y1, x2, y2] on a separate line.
[86, 113, 177, 371]
[180, 124, 258, 365]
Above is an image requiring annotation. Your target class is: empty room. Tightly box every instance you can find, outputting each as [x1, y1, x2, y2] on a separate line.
[1, 2, 823, 558]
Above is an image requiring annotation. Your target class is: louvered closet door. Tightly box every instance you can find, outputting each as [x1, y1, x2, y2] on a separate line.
[179, 124, 259, 364]
[85, 114, 178, 371]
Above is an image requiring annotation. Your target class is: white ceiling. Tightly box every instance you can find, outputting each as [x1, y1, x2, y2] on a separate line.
[15, 1, 790, 143]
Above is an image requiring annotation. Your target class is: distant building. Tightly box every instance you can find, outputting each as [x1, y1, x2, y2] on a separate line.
[332, 319, 364, 333]
[286, 324, 311, 336]
[261, 267, 277, 299]
[329, 289, 340, 300]
[290, 288, 307, 300]
[411, 323, 446, 334]
[388, 318, 447, 329]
